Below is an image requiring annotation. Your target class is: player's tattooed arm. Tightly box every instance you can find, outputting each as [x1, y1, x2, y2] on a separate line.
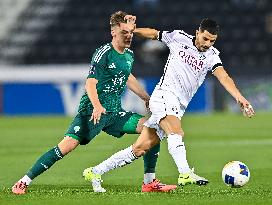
[213, 67, 255, 118]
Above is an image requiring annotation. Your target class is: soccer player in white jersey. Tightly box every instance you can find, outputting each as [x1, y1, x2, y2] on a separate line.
[83, 17, 255, 189]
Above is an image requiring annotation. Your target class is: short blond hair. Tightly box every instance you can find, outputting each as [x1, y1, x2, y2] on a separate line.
[110, 11, 128, 28]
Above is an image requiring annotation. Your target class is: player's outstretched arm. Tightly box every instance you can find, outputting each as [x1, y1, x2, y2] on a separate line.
[133, 28, 159, 40]
[126, 74, 150, 105]
[124, 14, 158, 40]
[213, 67, 255, 118]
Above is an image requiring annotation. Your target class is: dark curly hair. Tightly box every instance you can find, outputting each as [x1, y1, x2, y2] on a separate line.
[199, 18, 220, 35]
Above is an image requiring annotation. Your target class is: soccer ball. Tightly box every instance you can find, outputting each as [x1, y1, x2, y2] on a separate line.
[222, 161, 250, 188]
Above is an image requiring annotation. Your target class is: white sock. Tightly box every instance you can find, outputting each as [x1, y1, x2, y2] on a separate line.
[167, 133, 190, 174]
[21, 175, 32, 186]
[144, 173, 155, 184]
[92, 145, 138, 175]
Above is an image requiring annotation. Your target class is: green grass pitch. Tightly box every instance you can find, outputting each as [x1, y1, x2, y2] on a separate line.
[0, 113, 271, 205]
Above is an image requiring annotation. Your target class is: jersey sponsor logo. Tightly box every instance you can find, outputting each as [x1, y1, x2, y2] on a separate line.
[179, 50, 204, 72]
[108, 62, 116, 69]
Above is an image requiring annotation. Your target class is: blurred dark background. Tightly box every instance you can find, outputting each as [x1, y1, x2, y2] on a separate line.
[0, 0, 271, 77]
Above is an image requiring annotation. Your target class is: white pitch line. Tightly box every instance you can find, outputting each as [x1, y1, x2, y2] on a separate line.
[188, 139, 272, 147]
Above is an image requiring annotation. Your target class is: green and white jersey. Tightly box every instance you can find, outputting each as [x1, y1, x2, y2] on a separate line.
[78, 43, 134, 113]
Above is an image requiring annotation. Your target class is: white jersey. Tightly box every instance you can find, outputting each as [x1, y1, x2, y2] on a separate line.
[155, 30, 222, 108]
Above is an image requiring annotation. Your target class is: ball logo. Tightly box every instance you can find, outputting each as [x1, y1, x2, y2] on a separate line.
[224, 174, 235, 185]
[239, 164, 249, 176]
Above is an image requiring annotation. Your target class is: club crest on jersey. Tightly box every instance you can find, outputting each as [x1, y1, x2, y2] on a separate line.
[74, 126, 80, 133]
[179, 50, 204, 72]
[127, 61, 132, 68]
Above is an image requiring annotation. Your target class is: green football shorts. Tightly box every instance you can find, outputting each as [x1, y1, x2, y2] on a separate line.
[65, 108, 143, 145]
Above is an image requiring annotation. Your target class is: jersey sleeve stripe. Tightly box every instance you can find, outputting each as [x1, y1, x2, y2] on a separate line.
[95, 47, 111, 63]
[158, 31, 162, 41]
[94, 46, 107, 62]
[125, 48, 134, 53]
[94, 45, 110, 62]
[212, 63, 223, 72]
[179, 31, 193, 39]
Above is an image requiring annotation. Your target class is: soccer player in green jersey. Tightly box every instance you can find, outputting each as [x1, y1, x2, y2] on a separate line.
[12, 11, 177, 194]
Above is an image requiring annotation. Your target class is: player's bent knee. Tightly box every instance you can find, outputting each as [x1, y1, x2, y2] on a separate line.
[58, 136, 79, 155]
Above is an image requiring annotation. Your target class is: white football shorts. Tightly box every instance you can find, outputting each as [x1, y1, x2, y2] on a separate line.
[144, 89, 186, 140]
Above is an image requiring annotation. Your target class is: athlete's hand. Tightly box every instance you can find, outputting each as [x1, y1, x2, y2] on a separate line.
[124, 15, 136, 31]
[90, 104, 106, 124]
[144, 99, 152, 115]
[236, 96, 255, 118]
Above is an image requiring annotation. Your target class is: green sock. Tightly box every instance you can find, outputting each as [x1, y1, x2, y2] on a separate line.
[26, 146, 64, 180]
[143, 143, 160, 173]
